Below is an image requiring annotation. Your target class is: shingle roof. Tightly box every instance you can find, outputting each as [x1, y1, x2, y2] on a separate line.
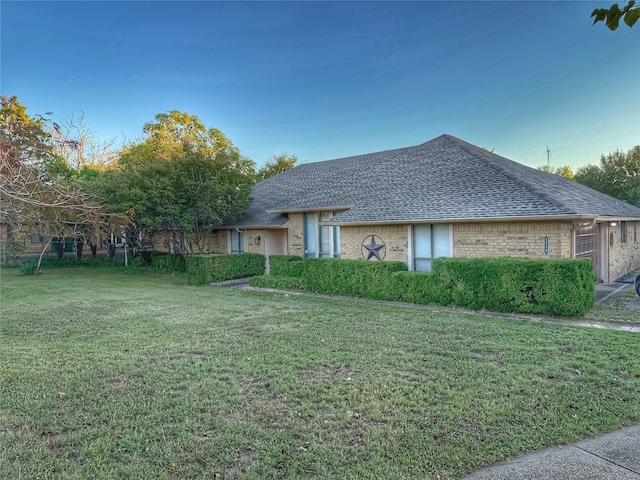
[234, 134, 640, 227]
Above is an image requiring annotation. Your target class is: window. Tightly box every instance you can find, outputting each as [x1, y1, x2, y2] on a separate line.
[230, 230, 245, 253]
[31, 234, 50, 243]
[621, 221, 627, 244]
[412, 224, 451, 272]
[304, 212, 340, 259]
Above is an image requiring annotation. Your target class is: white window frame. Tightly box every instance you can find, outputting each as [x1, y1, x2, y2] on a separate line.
[408, 224, 453, 272]
[304, 212, 340, 259]
[230, 230, 245, 254]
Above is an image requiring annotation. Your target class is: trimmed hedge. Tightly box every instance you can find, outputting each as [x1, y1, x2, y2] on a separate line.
[301, 258, 408, 300]
[249, 275, 306, 291]
[149, 252, 186, 274]
[186, 253, 265, 285]
[268, 255, 305, 277]
[265, 256, 596, 317]
[393, 257, 596, 317]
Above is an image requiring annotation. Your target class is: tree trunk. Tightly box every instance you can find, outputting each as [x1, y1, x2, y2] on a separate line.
[53, 238, 64, 259]
[36, 238, 53, 274]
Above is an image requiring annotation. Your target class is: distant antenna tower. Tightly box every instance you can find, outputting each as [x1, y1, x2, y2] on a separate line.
[546, 145, 551, 169]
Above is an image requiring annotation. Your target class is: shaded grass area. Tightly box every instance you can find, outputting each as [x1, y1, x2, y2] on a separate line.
[1, 268, 639, 479]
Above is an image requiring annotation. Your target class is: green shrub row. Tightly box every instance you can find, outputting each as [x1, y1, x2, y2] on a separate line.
[149, 252, 186, 274]
[249, 275, 306, 291]
[268, 255, 305, 277]
[262, 256, 595, 317]
[394, 258, 595, 317]
[186, 253, 265, 285]
[302, 258, 408, 299]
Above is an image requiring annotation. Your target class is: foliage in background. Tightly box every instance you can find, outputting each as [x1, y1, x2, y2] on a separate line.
[574, 146, 640, 208]
[537, 164, 574, 179]
[93, 111, 255, 254]
[592, 0, 639, 29]
[256, 153, 298, 181]
[0, 96, 130, 273]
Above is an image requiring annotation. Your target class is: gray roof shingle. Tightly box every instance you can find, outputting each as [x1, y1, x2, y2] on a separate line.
[234, 134, 640, 227]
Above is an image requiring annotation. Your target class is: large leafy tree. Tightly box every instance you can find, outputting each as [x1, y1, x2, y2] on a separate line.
[574, 146, 640, 207]
[96, 111, 255, 254]
[0, 96, 128, 271]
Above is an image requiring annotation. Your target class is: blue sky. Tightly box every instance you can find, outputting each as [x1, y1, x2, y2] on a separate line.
[2, 1, 638, 169]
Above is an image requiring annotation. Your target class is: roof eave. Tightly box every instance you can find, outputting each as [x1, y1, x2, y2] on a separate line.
[267, 205, 354, 214]
[320, 214, 601, 227]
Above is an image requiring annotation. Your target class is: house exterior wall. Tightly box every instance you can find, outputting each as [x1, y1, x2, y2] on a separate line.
[287, 213, 305, 257]
[283, 217, 640, 282]
[339, 225, 408, 262]
[244, 229, 265, 255]
[452, 221, 573, 259]
[607, 221, 640, 282]
[293, 220, 575, 265]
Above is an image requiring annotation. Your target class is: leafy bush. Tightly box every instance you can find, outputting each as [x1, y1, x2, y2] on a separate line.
[265, 256, 595, 317]
[301, 258, 407, 300]
[268, 255, 305, 277]
[431, 257, 595, 316]
[186, 253, 265, 285]
[18, 260, 38, 275]
[149, 252, 186, 274]
[391, 271, 442, 305]
[249, 275, 306, 291]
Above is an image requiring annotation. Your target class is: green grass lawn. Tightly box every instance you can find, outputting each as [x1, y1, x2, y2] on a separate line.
[1, 267, 640, 480]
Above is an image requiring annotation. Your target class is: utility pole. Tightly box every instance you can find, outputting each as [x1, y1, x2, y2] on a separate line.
[546, 145, 551, 169]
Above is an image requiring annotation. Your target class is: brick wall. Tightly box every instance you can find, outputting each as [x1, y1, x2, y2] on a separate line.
[453, 221, 573, 259]
[608, 221, 640, 282]
[285, 217, 640, 282]
[288, 213, 305, 257]
[244, 229, 265, 255]
[339, 225, 408, 263]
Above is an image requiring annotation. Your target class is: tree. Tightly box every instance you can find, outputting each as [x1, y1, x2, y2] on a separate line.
[49, 111, 120, 172]
[257, 153, 298, 181]
[537, 165, 574, 180]
[0, 96, 129, 272]
[591, 0, 639, 30]
[574, 146, 640, 207]
[96, 111, 255, 254]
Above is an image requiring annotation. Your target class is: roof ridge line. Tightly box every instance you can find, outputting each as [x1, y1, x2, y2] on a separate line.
[448, 136, 577, 215]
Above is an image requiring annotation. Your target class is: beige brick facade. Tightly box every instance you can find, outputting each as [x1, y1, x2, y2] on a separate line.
[452, 221, 573, 259]
[295, 220, 578, 268]
[340, 225, 409, 263]
[607, 221, 640, 282]
[244, 229, 265, 255]
[287, 213, 305, 257]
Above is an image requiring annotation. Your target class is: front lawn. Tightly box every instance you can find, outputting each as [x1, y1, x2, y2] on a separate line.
[1, 268, 639, 479]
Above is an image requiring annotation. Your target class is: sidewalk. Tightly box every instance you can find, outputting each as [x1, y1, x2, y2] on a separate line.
[464, 423, 640, 479]
[464, 281, 640, 479]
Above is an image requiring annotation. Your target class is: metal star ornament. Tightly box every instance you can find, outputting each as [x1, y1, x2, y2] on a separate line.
[361, 235, 386, 261]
